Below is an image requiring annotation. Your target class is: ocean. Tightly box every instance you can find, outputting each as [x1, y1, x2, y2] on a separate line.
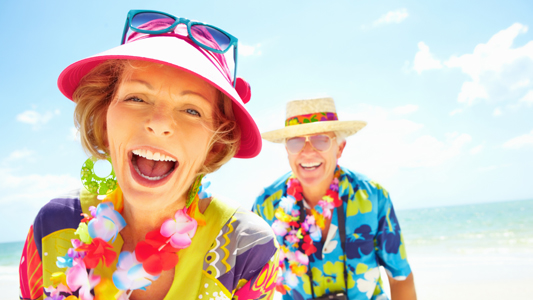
[1, 199, 532, 299]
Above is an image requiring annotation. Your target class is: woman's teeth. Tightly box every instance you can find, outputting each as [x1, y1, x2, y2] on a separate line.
[132, 149, 176, 162]
[131, 149, 177, 181]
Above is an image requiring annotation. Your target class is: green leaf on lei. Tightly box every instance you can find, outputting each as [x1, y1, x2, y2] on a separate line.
[75, 222, 92, 244]
[347, 189, 372, 216]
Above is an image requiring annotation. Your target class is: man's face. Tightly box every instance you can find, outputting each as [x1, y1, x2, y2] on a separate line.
[286, 132, 346, 188]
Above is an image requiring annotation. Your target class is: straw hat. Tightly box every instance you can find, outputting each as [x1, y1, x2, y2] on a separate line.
[261, 97, 367, 143]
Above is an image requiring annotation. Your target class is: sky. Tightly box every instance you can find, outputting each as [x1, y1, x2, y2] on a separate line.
[0, 0, 532, 243]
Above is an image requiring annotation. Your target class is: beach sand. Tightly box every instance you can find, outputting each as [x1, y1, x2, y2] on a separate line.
[0, 266, 18, 300]
[4, 254, 532, 300]
[270, 248, 533, 300]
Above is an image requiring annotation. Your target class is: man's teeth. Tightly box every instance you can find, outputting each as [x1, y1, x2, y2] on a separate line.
[301, 162, 321, 168]
[132, 149, 176, 161]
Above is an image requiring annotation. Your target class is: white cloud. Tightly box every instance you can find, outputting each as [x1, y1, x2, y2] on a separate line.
[410, 23, 533, 113]
[372, 9, 409, 27]
[469, 144, 484, 155]
[5, 148, 35, 162]
[518, 90, 533, 107]
[0, 169, 79, 205]
[493, 107, 503, 116]
[392, 104, 419, 115]
[511, 79, 530, 90]
[443, 23, 533, 108]
[478, 164, 511, 172]
[239, 42, 262, 56]
[449, 108, 464, 116]
[337, 104, 472, 179]
[16, 109, 60, 127]
[456, 81, 489, 106]
[502, 130, 533, 149]
[413, 42, 443, 74]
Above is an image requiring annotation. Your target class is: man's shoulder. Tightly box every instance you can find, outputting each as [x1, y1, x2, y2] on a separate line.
[339, 166, 372, 184]
[255, 170, 292, 203]
[339, 166, 388, 195]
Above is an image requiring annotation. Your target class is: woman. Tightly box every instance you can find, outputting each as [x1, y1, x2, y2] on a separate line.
[253, 97, 416, 299]
[19, 10, 278, 300]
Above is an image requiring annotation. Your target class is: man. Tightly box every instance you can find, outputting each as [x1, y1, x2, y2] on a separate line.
[253, 97, 416, 300]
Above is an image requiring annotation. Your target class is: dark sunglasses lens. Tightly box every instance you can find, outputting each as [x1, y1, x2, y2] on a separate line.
[286, 137, 306, 154]
[190, 25, 231, 51]
[131, 12, 175, 30]
[310, 135, 331, 151]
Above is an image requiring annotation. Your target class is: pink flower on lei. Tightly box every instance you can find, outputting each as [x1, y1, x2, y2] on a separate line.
[318, 199, 335, 219]
[160, 207, 197, 249]
[285, 230, 299, 244]
[286, 250, 309, 266]
[66, 258, 100, 300]
[272, 220, 290, 236]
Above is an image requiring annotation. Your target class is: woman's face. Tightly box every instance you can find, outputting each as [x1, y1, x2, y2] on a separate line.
[106, 61, 218, 211]
[286, 132, 346, 189]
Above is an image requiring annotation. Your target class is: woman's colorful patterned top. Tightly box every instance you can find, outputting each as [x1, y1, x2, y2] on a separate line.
[253, 167, 411, 300]
[19, 189, 279, 300]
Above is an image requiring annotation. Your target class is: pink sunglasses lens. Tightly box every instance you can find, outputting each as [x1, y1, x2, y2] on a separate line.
[309, 135, 332, 151]
[286, 135, 332, 153]
[286, 137, 306, 153]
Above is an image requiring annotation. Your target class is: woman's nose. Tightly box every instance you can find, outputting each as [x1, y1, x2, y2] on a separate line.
[146, 107, 174, 137]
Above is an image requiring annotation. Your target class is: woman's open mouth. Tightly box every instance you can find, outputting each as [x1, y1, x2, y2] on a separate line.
[131, 149, 178, 183]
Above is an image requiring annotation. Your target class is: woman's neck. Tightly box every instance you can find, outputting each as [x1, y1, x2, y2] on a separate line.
[301, 174, 334, 207]
[120, 196, 186, 248]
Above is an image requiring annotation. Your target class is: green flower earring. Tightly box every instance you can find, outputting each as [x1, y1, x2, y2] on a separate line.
[81, 156, 117, 195]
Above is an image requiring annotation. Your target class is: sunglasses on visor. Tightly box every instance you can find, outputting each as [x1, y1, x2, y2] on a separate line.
[285, 135, 337, 154]
[121, 9, 239, 87]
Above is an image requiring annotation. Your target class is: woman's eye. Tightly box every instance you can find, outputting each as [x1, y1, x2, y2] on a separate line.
[125, 97, 144, 103]
[186, 108, 201, 117]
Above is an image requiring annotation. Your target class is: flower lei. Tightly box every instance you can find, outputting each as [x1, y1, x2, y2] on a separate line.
[272, 167, 342, 293]
[44, 177, 212, 300]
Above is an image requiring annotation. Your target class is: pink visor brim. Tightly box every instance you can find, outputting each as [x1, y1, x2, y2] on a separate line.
[57, 36, 261, 158]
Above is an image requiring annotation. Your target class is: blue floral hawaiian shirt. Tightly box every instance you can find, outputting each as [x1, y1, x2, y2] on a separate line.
[253, 167, 411, 300]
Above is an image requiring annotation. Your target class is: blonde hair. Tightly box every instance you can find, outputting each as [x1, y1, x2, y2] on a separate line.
[73, 59, 241, 175]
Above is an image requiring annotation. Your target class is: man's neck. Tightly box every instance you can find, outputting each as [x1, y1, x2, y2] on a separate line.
[300, 173, 335, 207]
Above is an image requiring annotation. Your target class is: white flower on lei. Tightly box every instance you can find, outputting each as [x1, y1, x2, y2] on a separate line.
[284, 270, 300, 287]
[279, 195, 296, 213]
[356, 267, 380, 298]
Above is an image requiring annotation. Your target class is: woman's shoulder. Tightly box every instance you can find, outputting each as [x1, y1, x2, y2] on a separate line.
[231, 207, 277, 238]
[214, 205, 277, 259]
[32, 189, 84, 257]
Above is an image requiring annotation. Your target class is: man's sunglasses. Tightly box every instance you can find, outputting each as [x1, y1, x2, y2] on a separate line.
[285, 135, 336, 154]
[121, 10, 239, 87]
